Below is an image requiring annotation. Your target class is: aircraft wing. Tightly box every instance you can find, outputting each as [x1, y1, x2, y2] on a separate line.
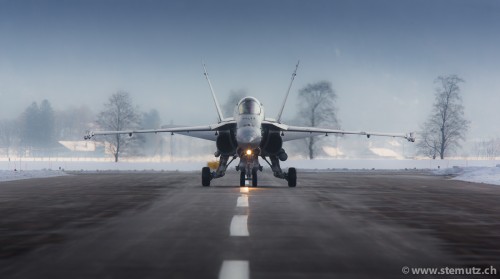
[262, 121, 415, 142]
[84, 121, 236, 142]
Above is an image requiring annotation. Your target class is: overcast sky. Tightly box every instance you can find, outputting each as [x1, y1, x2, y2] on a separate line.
[1, 0, 499, 140]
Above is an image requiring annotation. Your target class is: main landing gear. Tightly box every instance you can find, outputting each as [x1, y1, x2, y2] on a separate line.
[201, 167, 211, 187]
[200, 152, 297, 187]
[262, 155, 296, 187]
[201, 154, 234, 187]
[287, 167, 296, 187]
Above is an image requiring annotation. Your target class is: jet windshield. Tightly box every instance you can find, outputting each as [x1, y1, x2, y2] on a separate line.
[239, 99, 261, 115]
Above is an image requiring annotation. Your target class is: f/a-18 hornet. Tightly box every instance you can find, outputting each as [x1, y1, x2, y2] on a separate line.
[85, 62, 415, 187]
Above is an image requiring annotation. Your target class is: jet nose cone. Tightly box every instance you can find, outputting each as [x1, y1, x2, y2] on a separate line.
[237, 127, 261, 145]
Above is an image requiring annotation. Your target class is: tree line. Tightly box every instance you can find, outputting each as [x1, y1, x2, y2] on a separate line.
[252, 74, 469, 160]
[289, 74, 471, 159]
[0, 100, 93, 157]
[0, 93, 163, 159]
[0, 74, 473, 161]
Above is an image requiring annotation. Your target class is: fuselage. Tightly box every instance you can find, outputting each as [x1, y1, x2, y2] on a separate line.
[234, 97, 265, 152]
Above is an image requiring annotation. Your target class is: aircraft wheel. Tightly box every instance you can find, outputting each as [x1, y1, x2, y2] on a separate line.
[288, 167, 296, 187]
[202, 167, 211, 187]
[240, 171, 246, 187]
[252, 169, 258, 187]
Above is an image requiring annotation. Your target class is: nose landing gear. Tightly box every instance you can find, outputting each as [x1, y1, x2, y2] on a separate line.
[238, 168, 260, 187]
[238, 151, 261, 187]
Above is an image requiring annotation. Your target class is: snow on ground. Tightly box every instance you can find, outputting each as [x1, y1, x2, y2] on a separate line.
[0, 170, 68, 182]
[0, 157, 472, 172]
[450, 166, 500, 186]
[1, 157, 499, 185]
[281, 158, 500, 170]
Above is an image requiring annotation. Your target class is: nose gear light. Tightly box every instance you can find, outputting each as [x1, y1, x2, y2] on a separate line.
[246, 149, 252, 155]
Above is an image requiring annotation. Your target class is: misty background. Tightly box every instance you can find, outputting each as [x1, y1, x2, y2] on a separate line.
[1, 0, 499, 160]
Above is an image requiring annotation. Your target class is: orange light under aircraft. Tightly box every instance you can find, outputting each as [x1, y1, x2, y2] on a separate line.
[246, 149, 252, 155]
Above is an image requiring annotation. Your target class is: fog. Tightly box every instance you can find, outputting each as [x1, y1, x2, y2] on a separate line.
[1, 0, 500, 158]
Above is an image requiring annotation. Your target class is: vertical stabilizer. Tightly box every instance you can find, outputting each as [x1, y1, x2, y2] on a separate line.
[276, 61, 300, 123]
[203, 63, 225, 123]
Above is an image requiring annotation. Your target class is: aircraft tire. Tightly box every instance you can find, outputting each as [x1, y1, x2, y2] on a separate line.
[252, 169, 258, 187]
[288, 167, 296, 187]
[240, 171, 246, 187]
[202, 167, 211, 187]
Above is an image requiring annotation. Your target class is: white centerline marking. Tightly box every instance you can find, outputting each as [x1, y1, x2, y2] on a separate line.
[240, 187, 249, 193]
[219, 260, 249, 279]
[230, 215, 249, 236]
[237, 195, 248, 207]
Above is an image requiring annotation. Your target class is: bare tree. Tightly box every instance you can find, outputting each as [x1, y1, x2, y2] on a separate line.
[486, 138, 500, 159]
[472, 138, 500, 159]
[417, 75, 469, 159]
[96, 92, 140, 162]
[296, 81, 339, 159]
[417, 128, 439, 159]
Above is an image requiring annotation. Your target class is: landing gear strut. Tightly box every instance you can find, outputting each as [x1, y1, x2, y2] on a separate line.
[201, 154, 236, 187]
[237, 151, 261, 187]
[263, 155, 297, 187]
[201, 150, 297, 187]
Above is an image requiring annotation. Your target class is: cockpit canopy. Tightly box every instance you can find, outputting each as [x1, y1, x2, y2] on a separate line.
[238, 98, 261, 115]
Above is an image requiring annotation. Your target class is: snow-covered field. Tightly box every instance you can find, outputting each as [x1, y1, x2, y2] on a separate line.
[0, 169, 68, 182]
[1, 158, 499, 185]
[451, 167, 500, 185]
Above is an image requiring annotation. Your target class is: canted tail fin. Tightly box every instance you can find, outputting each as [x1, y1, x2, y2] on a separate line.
[203, 63, 225, 123]
[276, 61, 300, 123]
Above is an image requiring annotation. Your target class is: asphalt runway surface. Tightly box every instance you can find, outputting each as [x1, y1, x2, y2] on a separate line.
[0, 170, 499, 279]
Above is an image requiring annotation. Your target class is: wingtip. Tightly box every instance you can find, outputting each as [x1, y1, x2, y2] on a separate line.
[406, 132, 416, 142]
[84, 131, 95, 140]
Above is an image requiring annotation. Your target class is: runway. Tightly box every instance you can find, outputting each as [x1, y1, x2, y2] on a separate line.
[0, 170, 499, 278]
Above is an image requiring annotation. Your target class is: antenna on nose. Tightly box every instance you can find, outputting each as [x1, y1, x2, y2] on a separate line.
[276, 60, 300, 123]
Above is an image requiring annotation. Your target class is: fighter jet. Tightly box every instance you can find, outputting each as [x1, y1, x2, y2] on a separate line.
[84, 62, 415, 187]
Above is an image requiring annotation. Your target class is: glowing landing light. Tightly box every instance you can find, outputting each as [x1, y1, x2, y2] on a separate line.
[246, 149, 252, 155]
[240, 187, 249, 193]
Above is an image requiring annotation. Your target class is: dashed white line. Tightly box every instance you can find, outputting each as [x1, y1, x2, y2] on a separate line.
[226, 186, 250, 277]
[219, 260, 249, 279]
[237, 195, 248, 207]
[230, 215, 249, 236]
